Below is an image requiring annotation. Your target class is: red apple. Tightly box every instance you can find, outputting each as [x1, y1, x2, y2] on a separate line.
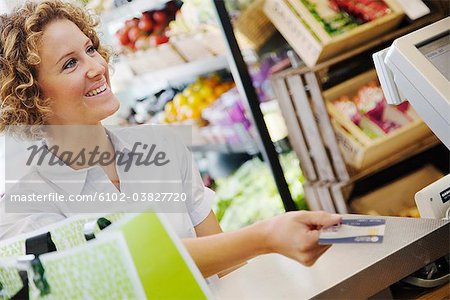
[148, 34, 169, 47]
[128, 27, 141, 43]
[152, 23, 165, 35]
[142, 10, 153, 19]
[152, 10, 168, 24]
[125, 17, 140, 29]
[135, 36, 149, 51]
[116, 28, 130, 46]
[155, 34, 169, 45]
[138, 17, 153, 32]
[149, 35, 158, 47]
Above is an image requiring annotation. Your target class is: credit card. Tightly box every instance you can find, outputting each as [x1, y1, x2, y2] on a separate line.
[319, 218, 386, 244]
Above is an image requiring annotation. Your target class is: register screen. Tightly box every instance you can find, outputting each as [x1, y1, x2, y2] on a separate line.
[418, 33, 450, 81]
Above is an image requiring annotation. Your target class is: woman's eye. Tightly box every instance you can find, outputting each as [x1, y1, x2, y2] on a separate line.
[63, 58, 77, 70]
[86, 45, 96, 55]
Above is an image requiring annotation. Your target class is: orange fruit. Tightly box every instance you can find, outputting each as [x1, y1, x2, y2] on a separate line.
[214, 85, 229, 97]
[205, 96, 217, 104]
[187, 107, 202, 119]
[173, 93, 188, 108]
[209, 73, 221, 83]
[164, 101, 176, 114]
[166, 114, 176, 123]
[178, 105, 191, 120]
[199, 85, 214, 99]
[191, 82, 202, 92]
[201, 78, 213, 88]
[187, 93, 203, 107]
[182, 87, 194, 97]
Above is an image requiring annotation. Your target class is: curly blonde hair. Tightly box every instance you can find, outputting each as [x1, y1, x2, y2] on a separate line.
[0, 0, 111, 137]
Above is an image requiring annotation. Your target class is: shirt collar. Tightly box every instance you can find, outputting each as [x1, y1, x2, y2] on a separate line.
[33, 144, 90, 196]
[104, 127, 133, 154]
[31, 128, 131, 196]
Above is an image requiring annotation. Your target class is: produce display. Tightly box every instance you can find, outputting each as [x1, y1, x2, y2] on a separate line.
[167, 0, 255, 34]
[168, 0, 217, 33]
[163, 74, 235, 123]
[114, 1, 180, 51]
[213, 152, 307, 231]
[329, 0, 390, 23]
[119, 72, 256, 146]
[247, 48, 293, 103]
[301, 0, 391, 36]
[201, 87, 254, 145]
[333, 81, 415, 139]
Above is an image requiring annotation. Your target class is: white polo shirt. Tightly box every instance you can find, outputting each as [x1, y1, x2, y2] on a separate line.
[0, 125, 214, 240]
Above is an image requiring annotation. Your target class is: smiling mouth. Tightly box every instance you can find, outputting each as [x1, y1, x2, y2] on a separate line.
[85, 83, 108, 97]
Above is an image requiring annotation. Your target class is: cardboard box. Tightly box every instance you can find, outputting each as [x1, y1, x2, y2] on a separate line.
[234, 0, 277, 49]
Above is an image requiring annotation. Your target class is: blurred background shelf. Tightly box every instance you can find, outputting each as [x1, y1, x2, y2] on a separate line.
[101, 0, 169, 24]
[189, 140, 259, 155]
[348, 134, 440, 183]
[134, 55, 229, 83]
[111, 55, 229, 96]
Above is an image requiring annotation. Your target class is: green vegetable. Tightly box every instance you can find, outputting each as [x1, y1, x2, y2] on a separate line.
[300, 0, 358, 36]
[212, 152, 307, 231]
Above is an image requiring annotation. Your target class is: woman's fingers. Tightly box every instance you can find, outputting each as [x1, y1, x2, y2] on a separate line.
[294, 211, 342, 227]
[294, 244, 332, 266]
[260, 211, 339, 267]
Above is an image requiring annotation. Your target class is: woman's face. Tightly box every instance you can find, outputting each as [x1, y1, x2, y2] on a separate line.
[37, 18, 120, 125]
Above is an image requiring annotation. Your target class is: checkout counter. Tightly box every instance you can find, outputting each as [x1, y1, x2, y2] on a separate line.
[212, 16, 450, 300]
[210, 215, 449, 299]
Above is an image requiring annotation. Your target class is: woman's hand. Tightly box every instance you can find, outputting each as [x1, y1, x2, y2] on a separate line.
[256, 211, 342, 266]
[185, 210, 341, 277]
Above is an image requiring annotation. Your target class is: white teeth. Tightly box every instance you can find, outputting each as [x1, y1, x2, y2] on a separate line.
[85, 83, 107, 97]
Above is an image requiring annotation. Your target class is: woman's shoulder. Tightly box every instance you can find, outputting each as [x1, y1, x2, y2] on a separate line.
[4, 167, 49, 195]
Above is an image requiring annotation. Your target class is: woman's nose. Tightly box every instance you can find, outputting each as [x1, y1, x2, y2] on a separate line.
[86, 57, 106, 79]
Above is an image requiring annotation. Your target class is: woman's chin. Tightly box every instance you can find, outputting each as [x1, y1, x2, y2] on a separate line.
[99, 98, 121, 121]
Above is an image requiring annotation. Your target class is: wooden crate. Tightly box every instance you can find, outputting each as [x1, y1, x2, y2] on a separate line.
[322, 70, 433, 170]
[263, 0, 404, 67]
[351, 165, 444, 216]
[234, 0, 276, 50]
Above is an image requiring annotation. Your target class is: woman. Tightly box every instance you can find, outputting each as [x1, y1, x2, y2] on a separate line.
[0, 0, 341, 278]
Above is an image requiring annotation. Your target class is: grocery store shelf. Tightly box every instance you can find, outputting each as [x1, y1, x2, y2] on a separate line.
[189, 141, 259, 155]
[272, 9, 444, 78]
[136, 55, 229, 83]
[349, 134, 440, 183]
[111, 55, 230, 95]
[101, 0, 168, 24]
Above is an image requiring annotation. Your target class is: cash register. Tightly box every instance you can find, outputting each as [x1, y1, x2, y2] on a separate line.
[373, 16, 450, 288]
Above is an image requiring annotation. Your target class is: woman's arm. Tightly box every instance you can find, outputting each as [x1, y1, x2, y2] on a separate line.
[184, 210, 341, 278]
[193, 210, 247, 277]
[193, 210, 223, 237]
